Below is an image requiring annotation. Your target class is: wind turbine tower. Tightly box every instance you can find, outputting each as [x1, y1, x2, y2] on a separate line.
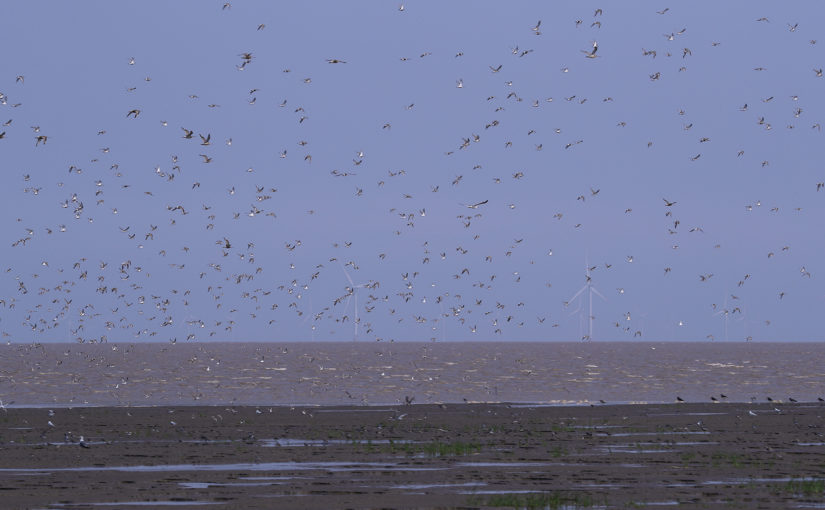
[567, 258, 606, 341]
[713, 295, 730, 341]
[340, 262, 369, 340]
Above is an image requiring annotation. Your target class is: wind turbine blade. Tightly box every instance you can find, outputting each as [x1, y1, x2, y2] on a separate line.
[591, 287, 607, 300]
[568, 285, 587, 302]
[339, 261, 354, 286]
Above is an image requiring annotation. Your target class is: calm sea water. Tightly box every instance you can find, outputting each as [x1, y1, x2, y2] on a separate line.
[1, 342, 823, 407]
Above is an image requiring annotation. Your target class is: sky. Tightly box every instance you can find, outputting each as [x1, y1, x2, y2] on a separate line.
[1, 1, 823, 343]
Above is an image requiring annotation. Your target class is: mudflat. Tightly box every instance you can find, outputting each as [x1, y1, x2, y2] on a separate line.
[1, 402, 824, 509]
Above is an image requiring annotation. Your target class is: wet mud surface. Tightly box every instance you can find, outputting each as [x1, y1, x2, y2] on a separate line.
[1, 402, 824, 509]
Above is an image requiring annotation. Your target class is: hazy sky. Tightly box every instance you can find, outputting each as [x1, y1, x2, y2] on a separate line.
[1, 2, 823, 343]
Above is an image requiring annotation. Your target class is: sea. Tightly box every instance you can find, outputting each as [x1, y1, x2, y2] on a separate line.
[1, 342, 823, 408]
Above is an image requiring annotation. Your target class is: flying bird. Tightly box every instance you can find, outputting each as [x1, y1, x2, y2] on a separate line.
[582, 41, 598, 58]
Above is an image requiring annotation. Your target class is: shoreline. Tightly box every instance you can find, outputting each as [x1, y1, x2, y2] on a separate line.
[1, 396, 819, 409]
[5, 340, 825, 344]
[2, 402, 824, 509]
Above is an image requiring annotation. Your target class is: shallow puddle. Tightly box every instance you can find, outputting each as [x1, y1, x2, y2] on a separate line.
[313, 408, 396, 413]
[608, 431, 710, 437]
[388, 482, 487, 490]
[238, 476, 311, 481]
[648, 412, 729, 417]
[0, 461, 445, 474]
[595, 445, 677, 454]
[47, 502, 221, 507]
[179, 481, 276, 489]
[454, 462, 556, 468]
[257, 438, 413, 447]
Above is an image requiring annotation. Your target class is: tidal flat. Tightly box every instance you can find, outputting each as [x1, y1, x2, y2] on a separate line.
[1, 402, 824, 509]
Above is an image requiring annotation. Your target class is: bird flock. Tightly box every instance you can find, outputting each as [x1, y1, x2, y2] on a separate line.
[1, 3, 823, 344]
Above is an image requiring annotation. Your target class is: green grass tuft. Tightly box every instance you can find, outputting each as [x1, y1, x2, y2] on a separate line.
[785, 478, 825, 496]
[471, 491, 595, 509]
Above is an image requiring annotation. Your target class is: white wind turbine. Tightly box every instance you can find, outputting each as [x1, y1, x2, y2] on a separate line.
[712, 295, 730, 341]
[567, 258, 606, 341]
[184, 312, 201, 341]
[299, 294, 317, 341]
[430, 293, 448, 342]
[438, 298, 447, 342]
[737, 304, 749, 341]
[340, 262, 370, 340]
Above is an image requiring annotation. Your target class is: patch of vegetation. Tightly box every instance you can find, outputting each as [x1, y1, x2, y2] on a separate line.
[470, 491, 596, 509]
[634, 441, 671, 452]
[325, 429, 345, 439]
[711, 452, 745, 468]
[549, 445, 567, 458]
[549, 422, 576, 433]
[359, 439, 376, 453]
[785, 478, 825, 496]
[369, 439, 482, 457]
[421, 440, 481, 456]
